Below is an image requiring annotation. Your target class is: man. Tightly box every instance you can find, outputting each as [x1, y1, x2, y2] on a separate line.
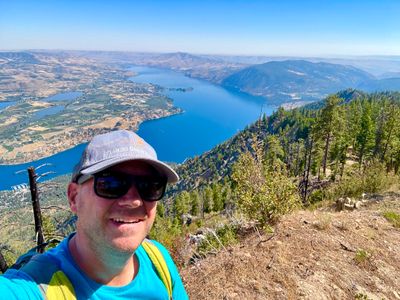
[0, 130, 188, 299]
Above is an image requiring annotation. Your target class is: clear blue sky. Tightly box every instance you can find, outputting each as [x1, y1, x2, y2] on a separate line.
[0, 0, 399, 56]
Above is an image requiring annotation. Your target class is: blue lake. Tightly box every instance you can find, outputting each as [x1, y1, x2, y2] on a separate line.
[0, 101, 18, 111]
[31, 105, 65, 121]
[132, 66, 275, 162]
[0, 144, 88, 191]
[0, 66, 275, 190]
[28, 91, 82, 121]
[43, 91, 82, 102]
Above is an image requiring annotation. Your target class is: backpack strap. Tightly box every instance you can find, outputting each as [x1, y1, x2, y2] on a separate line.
[20, 254, 76, 300]
[142, 239, 173, 299]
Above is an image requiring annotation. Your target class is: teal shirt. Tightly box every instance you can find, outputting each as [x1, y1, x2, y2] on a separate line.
[0, 234, 189, 299]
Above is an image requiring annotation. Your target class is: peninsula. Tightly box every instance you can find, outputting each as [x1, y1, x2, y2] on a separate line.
[0, 51, 181, 164]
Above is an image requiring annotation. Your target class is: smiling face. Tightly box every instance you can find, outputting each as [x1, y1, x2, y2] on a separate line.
[68, 161, 159, 255]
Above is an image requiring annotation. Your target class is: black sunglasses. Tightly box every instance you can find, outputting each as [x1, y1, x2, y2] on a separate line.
[81, 171, 167, 201]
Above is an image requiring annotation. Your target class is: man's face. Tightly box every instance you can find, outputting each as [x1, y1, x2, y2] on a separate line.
[68, 161, 159, 254]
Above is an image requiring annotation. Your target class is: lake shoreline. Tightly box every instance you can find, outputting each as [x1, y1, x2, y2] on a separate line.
[0, 65, 274, 190]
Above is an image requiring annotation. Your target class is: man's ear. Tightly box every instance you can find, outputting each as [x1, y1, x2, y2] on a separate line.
[67, 182, 79, 213]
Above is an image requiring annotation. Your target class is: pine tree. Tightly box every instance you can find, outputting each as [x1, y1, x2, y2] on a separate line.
[189, 190, 200, 216]
[264, 134, 285, 172]
[355, 102, 375, 167]
[173, 191, 190, 222]
[314, 95, 341, 177]
[212, 183, 224, 212]
[329, 105, 349, 180]
[202, 186, 213, 214]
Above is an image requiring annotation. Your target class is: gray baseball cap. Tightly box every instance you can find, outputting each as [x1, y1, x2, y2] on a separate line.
[72, 130, 179, 183]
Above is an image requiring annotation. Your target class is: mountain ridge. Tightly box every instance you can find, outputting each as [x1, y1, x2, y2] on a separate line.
[221, 60, 375, 104]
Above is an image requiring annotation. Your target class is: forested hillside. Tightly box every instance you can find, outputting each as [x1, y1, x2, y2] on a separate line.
[170, 89, 400, 202]
[221, 60, 374, 103]
[149, 90, 400, 273]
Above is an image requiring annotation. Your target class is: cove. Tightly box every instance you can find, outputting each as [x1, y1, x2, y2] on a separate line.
[132, 66, 275, 162]
[0, 143, 87, 191]
[0, 66, 275, 190]
[0, 101, 18, 111]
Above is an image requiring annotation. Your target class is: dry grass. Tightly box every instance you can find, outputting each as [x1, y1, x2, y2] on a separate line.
[180, 192, 400, 300]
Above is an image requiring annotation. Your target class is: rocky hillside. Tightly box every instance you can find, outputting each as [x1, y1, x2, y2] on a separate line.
[181, 191, 400, 299]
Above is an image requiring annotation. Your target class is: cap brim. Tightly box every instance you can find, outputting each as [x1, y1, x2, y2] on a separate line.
[80, 157, 179, 183]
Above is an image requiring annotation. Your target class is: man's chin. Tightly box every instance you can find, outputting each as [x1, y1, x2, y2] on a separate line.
[109, 236, 145, 254]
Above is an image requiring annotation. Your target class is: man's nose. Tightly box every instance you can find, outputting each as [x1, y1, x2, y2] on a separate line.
[116, 184, 143, 207]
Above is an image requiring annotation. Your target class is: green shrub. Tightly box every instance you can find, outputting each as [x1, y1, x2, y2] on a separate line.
[197, 224, 238, 256]
[354, 249, 371, 265]
[150, 217, 182, 251]
[382, 211, 400, 228]
[316, 162, 398, 203]
[231, 152, 301, 227]
[308, 189, 326, 204]
[2, 144, 14, 152]
[362, 161, 392, 194]
[354, 293, 371, 300]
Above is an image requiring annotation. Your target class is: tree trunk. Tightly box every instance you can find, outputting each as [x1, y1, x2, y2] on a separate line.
[295, 142, 301, 176]
[301, 137, 313, 204]
[322, 131, 331, 177]
[28, 167, 45, 253]
[381, 124, 394, 161]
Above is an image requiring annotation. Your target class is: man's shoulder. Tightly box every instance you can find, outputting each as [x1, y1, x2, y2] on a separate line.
[0, 235, 73, 300]
[0, 269, 43, 299]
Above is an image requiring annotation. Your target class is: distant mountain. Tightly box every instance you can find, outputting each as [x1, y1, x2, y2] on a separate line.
[221, 60, 374, 104]
[137, 52, 245, 83]
[0, 51, 40, 64]
[150, 52, 221, 69]
[64, 50, 246, 84]
[378, 71, 400, 79]
[357, 77, 400, 92]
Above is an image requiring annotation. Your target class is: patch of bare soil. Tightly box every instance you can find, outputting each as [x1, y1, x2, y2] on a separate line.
[181, 192, 400, 300]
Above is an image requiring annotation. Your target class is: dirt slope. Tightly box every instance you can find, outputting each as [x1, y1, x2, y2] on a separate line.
[181, 192, 400, 300]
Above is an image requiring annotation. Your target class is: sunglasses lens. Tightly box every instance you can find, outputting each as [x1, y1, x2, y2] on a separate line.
[94, 172, 166, 201]
[95, 173, 129, 199]
[136, 177, 167, 201]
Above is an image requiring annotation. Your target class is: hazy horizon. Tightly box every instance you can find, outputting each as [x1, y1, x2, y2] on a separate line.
[2, 48, 400, 60]
[1, 0, 399, 57]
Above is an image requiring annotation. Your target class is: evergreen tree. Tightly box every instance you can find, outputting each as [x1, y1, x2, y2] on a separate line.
[264, 134, 285, 172]
[329, 105, 350, 180]
[202, 186, 213, 214]
[212, 183, 224, 212]
[314, 95, 341, 177]
[380, 103, 399, 163]
[355, 103, 375, 167]
[173, 191, 190, 221]
[189, 190, 200, 216]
